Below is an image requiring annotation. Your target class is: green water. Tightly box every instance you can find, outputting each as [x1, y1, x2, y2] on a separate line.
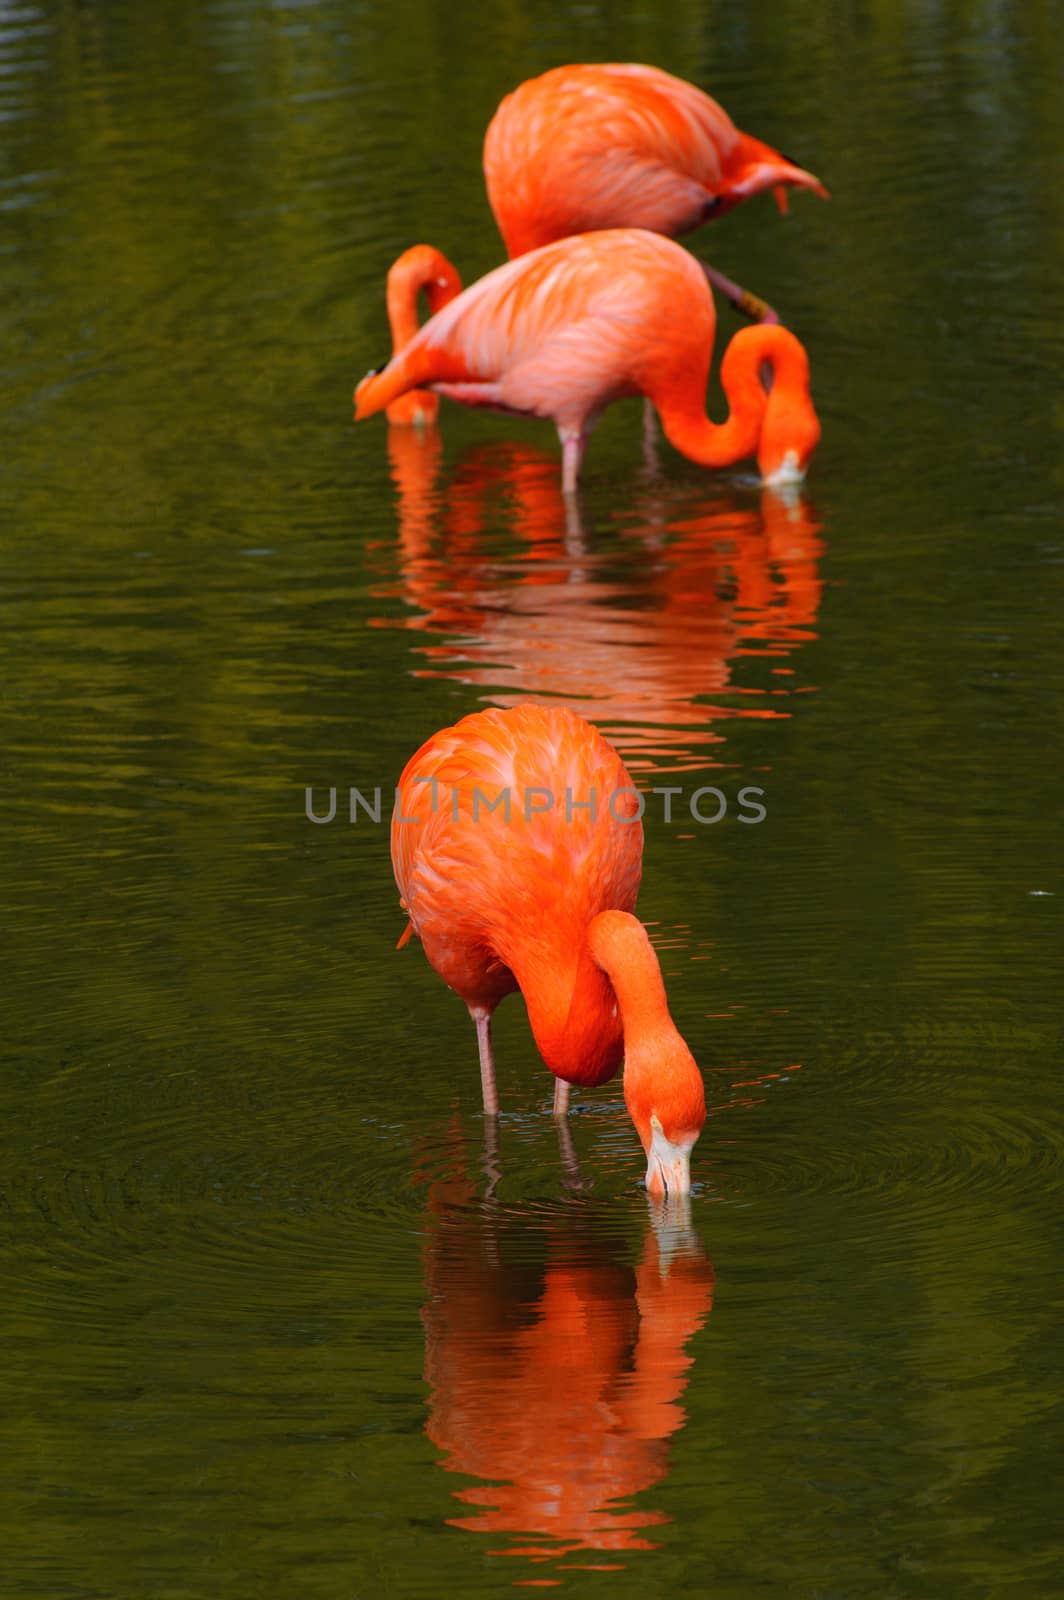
[2, 1, 1062, 1595]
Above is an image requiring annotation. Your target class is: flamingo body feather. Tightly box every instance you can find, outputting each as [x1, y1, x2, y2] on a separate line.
[484, 63, 828, 258]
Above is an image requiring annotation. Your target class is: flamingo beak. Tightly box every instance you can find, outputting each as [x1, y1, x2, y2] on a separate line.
[760, 447, 807, 488]
[645, 1119, 695, 1197]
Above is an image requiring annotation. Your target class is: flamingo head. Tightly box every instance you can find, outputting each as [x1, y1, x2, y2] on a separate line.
[725, 133, 830, 213]
[758, 400, 821, 486]
[587, 910, 706, 1197]
[624, 1036, 706, 1198]
[754, 327, 821, 486]
[642, 1116, 702, 1198]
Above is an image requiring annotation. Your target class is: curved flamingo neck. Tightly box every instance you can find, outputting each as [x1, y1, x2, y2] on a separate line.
[586, 911, 672, 1045]
[654, 324, 804, 471]
[386, 246, 462, 352]
[507, 909, 704, 1139]
[653, 342, 763, 469]
[587, 910, 705, 1142]
[508, 935, 624, 1087]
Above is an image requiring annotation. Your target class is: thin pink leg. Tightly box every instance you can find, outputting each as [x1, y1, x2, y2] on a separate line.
[473, 1010, 498, 1118]
[699, 260, 781, 326]
[560, 430, 587, 494]
[553, 1077, 570, 1118]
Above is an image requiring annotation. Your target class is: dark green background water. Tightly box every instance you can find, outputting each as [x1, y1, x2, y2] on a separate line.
[2, 1, 1062, 1595]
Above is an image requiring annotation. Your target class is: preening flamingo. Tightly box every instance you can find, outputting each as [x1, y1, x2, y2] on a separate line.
[484, 62, 828, 324]
[355, 229, 821, 492]
[392, 703, 707, 1195]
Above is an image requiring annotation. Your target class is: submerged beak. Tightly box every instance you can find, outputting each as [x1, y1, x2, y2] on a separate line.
[760, 447, 807, 488]
[644, 1120, 695, 1197]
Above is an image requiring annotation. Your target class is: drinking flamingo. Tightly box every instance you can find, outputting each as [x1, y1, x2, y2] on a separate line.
[391, 702, 707, 1195]
[356, 229, 820, 492]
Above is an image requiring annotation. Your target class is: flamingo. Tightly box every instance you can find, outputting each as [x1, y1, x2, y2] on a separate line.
[483, 62, 829, 324]
[355, 229, 821, 493]
[391, 701, 707, 1195]
[380, 244, 462, 425]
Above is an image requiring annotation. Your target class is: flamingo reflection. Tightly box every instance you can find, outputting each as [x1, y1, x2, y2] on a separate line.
[419, 1125, 715, 1571]
[377, 429, 823, 773]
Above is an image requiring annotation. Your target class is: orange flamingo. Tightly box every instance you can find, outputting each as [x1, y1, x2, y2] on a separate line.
[392, 702, 707, 1194]
[380, 244, 462, 425]
[484, 62, 828, 323]
[356, 229, 820, 492]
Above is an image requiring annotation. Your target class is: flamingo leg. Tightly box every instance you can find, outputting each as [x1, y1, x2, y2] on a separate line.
[699, 260, 781, 326]
[559, 430, 587, 494]
[472, 1009, 499, 1118]
[556, 1111, 592, 1195]
[552, 1077, 570, 1118]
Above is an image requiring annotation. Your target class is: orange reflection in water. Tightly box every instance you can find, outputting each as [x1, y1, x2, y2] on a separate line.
[376, 429, 824, 773]
[419, 1129, 715, 1574]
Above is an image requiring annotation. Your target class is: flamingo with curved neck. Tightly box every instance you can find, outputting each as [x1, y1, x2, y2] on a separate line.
[356, 229, 819, 492]
[380, 245, 462, 425]
[392, 703, 706, 1194]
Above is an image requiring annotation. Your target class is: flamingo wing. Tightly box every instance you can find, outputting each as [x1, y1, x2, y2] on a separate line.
[392, 705, 643, 1008]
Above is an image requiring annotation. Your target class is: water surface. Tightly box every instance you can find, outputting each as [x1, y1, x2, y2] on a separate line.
[1, 1, 1062, 1595]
